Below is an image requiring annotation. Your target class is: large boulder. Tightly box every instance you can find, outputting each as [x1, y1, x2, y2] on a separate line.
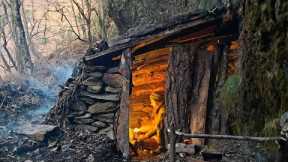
[15, 124, 61, 142]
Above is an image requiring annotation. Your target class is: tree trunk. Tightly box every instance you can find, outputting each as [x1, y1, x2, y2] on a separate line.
[12, 0, 33, 73]
[21, 3, 41, 59]
[1, 1, 18, 71]
[166, 43, 212, 144]
[0, 51, 11, 72]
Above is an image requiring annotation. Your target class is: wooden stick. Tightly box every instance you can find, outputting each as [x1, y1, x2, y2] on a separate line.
[172, 130, 286, 142]
[169, 126, 176, 162]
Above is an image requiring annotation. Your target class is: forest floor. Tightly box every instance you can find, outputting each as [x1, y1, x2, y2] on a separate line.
[0, 44, 85, 161]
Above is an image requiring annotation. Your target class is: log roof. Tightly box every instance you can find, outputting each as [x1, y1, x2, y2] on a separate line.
[84, 8, 239, 62]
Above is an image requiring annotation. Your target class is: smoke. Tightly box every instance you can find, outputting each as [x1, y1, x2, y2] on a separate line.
[0, 61, 76, 137]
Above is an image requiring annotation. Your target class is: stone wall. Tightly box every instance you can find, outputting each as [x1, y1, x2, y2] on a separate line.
[46, 57, 121, 139]
[69, 64, 121, 139]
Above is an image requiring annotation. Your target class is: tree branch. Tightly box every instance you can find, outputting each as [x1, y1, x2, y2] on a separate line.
[173, 130, 286, 142]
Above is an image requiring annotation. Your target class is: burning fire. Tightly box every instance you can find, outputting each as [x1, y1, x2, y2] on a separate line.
[129, 92, 165, 156]
[129, 48, 169, 157]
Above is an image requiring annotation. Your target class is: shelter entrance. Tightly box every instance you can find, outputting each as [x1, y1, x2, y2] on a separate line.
[128, 48, 171, 157]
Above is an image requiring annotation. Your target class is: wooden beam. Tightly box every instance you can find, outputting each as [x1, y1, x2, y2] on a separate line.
[132, 67, 167, 77]
[134, 48, 170, 61]
[116, 49, 132, 159]
[84, 12, 223, 61]
[132, 74, 166, 86]
[132, 86, 165, 97]
[133, 55, 169, 67]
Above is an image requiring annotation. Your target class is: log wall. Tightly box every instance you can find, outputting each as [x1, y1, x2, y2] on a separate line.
[129, 48, 171, 129]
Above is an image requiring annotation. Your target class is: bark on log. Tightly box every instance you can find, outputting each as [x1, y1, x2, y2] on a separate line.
[165, 43, 212, 144]
[116, 49, 131, 159]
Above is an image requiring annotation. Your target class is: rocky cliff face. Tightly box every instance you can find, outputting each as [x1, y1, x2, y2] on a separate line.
[105, 0, 228, 34]
[239, 0, 288, 136]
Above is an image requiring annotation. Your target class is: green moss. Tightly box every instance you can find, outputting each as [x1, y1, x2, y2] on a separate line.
[239, 0, 288, 136]
[218, 74, 243, 134]
[220, 74, 240, 115]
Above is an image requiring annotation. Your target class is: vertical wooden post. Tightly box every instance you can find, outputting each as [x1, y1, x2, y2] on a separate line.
[117, 49, 132, 160]
[168, 125, 176, 162]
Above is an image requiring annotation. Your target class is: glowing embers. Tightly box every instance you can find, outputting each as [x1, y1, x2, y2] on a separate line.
[129, 48, 170, 157]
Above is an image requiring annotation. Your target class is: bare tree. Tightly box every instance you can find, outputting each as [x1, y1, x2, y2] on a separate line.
[0, 50, 11, 72]
[72, 0, 92, 47]
[53, 0, 113, 47]
[11, 0, 33, 73]
[0, 1, 18, 71]
[21, 1, 41, 59]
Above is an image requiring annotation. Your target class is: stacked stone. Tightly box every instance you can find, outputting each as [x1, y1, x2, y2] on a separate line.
[67, 64, 122, 139]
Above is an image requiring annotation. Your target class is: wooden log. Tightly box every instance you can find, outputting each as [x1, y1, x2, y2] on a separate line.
[189, 49, 211, 144]
[131, 87, 165, 97]
[133, 76, 166, 86]
[134, 47, 171, 61]
[132, 62, 168, 75]
[169, 126, 176, 162]
[133, 71, 166, 86]
[116, 49, 131, 159]
[132, 81, 165, 91]
[165, 43, 211, 145]
[132, 59, 168, 72]
[129, 103, 152, 113]
[133, 54, 169, 67]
